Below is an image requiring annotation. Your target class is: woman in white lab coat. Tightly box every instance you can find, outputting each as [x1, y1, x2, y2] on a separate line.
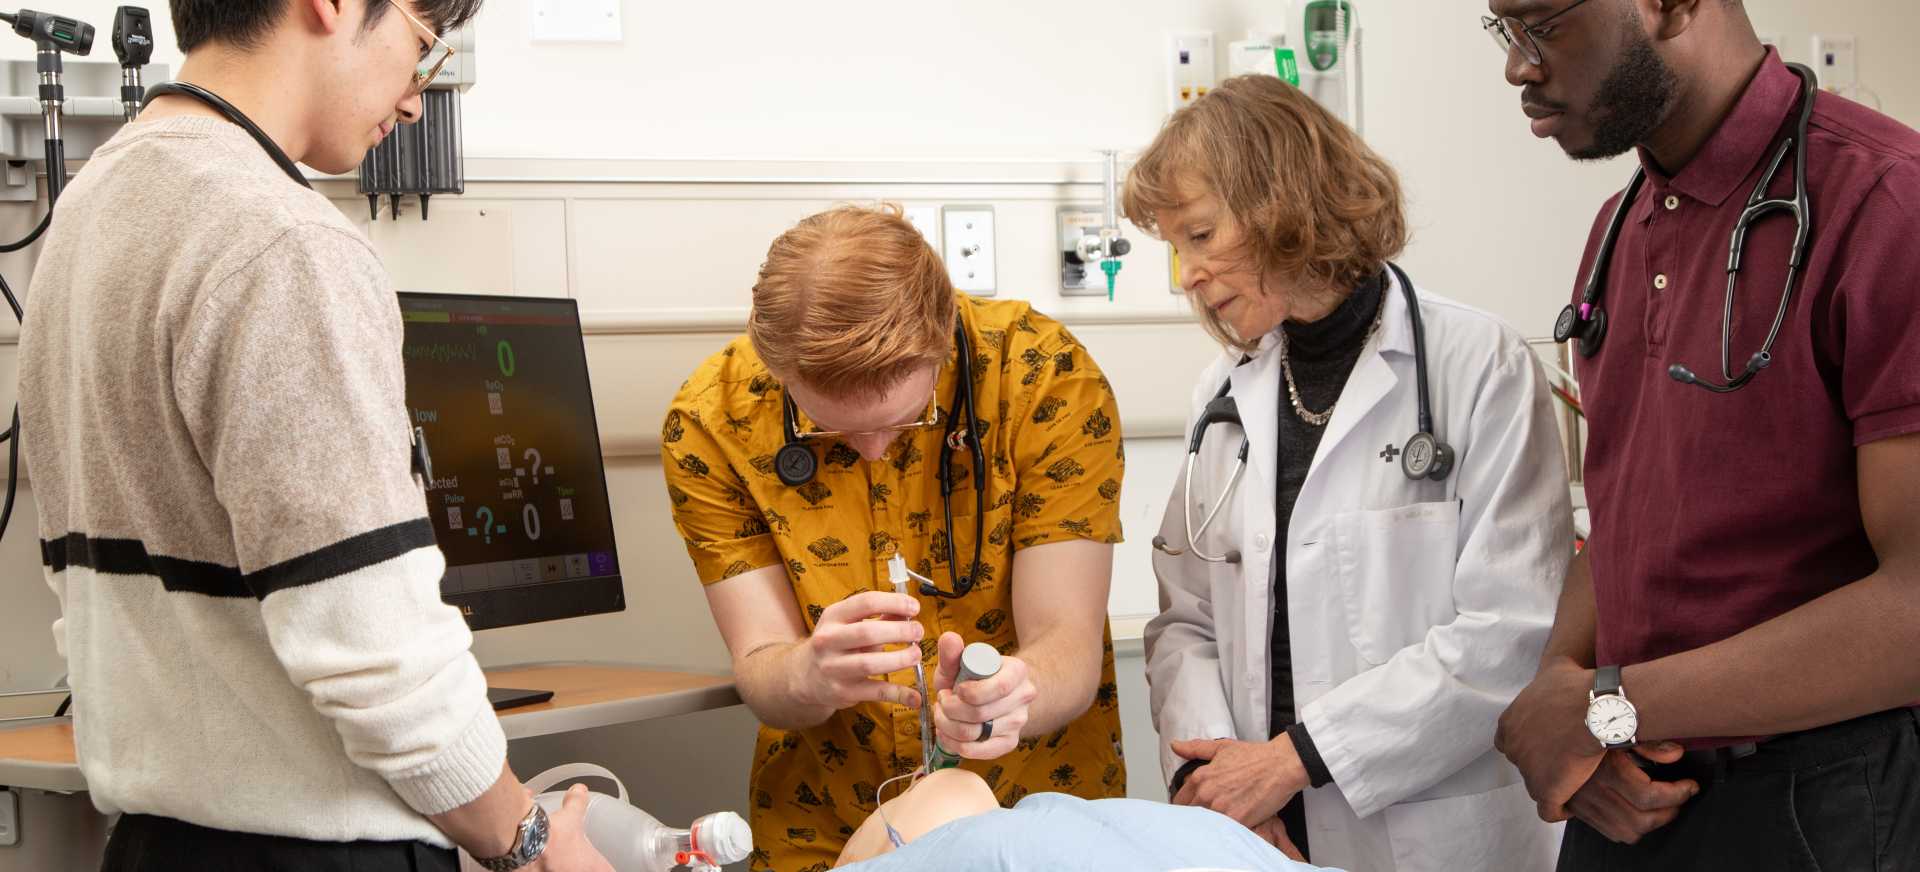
[1125, 75, 1572, 872]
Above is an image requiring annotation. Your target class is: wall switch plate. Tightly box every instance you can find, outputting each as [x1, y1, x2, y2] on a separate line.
[532, 0, 622, 42]
[0, 789, 17, 847]
[1167, 31, 1217, 113]
[943, 206, 996, 295]
[903, 205, 942, 251]
[1812, 34, 1856, 88]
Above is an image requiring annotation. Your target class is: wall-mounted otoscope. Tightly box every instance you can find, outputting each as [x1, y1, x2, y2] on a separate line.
[111, 6, 152, 121]
[0, 7, 95, 205]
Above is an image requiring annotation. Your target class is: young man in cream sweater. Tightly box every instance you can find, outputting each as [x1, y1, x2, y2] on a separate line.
[17, 2, 610, 869]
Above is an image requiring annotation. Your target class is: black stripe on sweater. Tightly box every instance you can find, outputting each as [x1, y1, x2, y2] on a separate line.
[41, 519, 439, 599]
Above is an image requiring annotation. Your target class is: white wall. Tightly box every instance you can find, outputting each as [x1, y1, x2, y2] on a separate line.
[1, 0, 1917, 859]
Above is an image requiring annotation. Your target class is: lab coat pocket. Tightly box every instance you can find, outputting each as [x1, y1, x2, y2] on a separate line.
[1381, 781, 1560, 872]
[1332, 501, 1460, 667]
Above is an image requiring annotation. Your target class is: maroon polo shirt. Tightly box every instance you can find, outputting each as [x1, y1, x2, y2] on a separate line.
[1572, 51, 1920, 715]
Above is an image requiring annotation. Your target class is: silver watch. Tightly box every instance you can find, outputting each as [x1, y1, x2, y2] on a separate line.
[477, 802, 549, 872]
[1585, 664, 1639, 750]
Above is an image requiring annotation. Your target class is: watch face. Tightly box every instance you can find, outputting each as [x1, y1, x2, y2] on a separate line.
[1586, 694, 1638, 746]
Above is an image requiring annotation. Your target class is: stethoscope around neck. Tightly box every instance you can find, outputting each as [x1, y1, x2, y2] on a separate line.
[1554, 62, 1818, 394]
[773, 323, 987, 599]
[1152, 262, 1452, 565]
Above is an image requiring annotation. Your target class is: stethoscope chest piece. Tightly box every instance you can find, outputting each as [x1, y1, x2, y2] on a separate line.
[1553, 302, 1608, 359]
[1399, 431, 1454, 481]
[775, 441, 817, 487]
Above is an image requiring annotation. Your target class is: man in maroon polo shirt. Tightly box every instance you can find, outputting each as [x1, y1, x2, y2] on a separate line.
[1481, 0, 1920, 868]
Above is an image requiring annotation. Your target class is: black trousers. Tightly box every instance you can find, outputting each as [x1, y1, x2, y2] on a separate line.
[1559, 707, 1920, 872]
[102, 813, 458, 872]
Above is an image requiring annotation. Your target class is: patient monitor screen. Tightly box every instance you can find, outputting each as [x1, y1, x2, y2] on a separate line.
[399, 293, 624, 629]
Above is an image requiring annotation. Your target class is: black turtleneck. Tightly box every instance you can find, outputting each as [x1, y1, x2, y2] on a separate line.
[1272, 271, 1387, 759]
[1168, 272, 1385, 858]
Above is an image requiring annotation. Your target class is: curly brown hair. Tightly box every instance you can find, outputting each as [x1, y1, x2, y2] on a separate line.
[1123, 74, 1407, 351]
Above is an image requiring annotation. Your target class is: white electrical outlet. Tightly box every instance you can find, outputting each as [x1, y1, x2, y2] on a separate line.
[902, 205, 942, 251]
[942, 206, 996, 295]
[1812, 34, 1857, 88]
[1167, 31, 1217, 113]
[0, 789, 16, 847]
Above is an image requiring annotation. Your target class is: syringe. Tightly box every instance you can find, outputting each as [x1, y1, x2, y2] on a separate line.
[887, 555, 939, 773]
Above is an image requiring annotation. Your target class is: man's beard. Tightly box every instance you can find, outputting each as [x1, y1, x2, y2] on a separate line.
[1570, 29, 1679, 161]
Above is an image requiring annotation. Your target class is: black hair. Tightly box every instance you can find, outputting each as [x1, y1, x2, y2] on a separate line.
[170, 0, 483, 53]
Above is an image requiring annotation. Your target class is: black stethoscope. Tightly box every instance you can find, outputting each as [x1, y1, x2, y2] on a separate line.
[775, 325, 987, 599]
[143, 82, 450, 481]
[1152, 262, 1452, 565]
[1554, 62, 1816, 394]
[143, 81, 313, 189]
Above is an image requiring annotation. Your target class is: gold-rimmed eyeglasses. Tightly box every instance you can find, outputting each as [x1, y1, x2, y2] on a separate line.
[388, 0, 455, 95]
[787, 385, 944, 442]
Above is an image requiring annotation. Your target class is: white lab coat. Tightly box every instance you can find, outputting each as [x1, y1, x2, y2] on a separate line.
[1145, 274, 1571, 872]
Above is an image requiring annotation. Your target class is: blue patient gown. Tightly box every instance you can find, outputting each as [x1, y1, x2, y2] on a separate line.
[842, 793, 1330, 871]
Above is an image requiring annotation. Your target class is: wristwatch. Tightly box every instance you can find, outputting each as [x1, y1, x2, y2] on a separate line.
[1585, 665, 1639, 750]
[476, 802, 550, 872]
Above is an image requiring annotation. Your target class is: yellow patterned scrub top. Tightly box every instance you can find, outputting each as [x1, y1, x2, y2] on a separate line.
[661, 294, 1128, 872]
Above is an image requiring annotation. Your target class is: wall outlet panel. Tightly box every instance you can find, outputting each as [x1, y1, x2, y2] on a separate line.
[942, 206, 997, 295]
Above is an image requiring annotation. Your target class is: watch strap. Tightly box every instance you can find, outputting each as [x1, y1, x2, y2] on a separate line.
[1594, 664, 1622, 697]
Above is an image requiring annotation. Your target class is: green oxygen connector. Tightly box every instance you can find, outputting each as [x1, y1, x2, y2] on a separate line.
[1101, 258, 1123, 301]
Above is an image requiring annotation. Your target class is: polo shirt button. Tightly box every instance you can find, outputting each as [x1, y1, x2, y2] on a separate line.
[1664, 195, 1680, 211]
[1654, 274, 1669, 291]
[1254, 533, 1271, 552]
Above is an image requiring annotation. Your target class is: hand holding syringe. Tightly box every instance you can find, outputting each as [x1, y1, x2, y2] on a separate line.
[888, 555, 1036, 767]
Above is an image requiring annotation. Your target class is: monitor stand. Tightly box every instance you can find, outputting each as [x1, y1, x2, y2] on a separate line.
[487, 686, 554, 711]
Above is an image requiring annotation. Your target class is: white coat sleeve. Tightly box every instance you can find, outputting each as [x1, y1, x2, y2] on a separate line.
[1299, 335, 1571, 819]
[1143, 369, 1241, 787]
